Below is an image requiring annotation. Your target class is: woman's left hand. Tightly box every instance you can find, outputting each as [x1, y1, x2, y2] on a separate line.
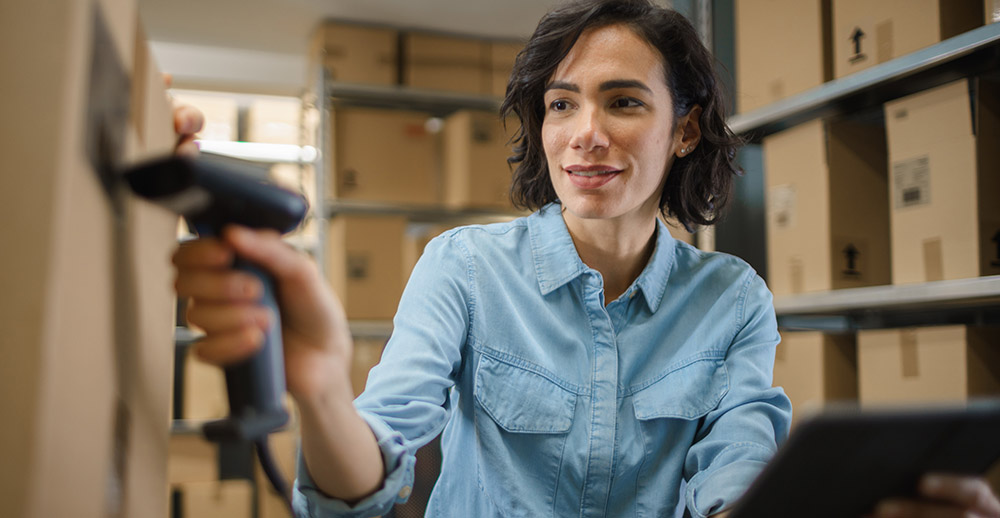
[870, 474, 1000, 518]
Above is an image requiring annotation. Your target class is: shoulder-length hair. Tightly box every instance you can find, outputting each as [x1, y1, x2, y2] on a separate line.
[500, 0, 743, 231]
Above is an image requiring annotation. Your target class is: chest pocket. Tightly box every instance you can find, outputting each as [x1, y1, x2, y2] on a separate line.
[632, 357, 729, 420]
[475, 354, 576, 433]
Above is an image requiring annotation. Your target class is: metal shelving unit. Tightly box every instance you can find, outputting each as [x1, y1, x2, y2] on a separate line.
[775, 276, 1000, 332]
[728, 22, 1000, 141]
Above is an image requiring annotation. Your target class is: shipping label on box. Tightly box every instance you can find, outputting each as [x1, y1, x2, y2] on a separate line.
[735, 0, 831, 113]
[885, 78, 1000, 284]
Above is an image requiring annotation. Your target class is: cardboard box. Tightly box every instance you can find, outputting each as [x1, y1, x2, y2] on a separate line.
[991, 0, 1000, 23]
[404, 32, 489, 94]
[764, 118, 890, 296]
[773, 331, 858, 424]
[489, 41, 522, 98]
[180, 347, 230, 420]
[256, 428, 300, 518]
[309, 21, 398, 86]
[168, 434, 219, 485]
[247, 97, 301, 145]
[884, 78, 1000, 284]
[443, 110, 514, 210]
[833, 0, 982, 79]
[327, 215, 410, 320]
[330, 106, 439, 205]
[173, 479, 253, 518]
[858, 326, 1000, 404]
[735, 0, 832, 113]
[0, 3, 177, 517]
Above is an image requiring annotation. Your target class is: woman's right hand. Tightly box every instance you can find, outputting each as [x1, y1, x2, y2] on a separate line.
[173, 225, 355, 402]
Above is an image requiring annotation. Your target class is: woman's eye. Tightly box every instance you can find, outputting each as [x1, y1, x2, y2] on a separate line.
[550, 99, 570, 111]
[612, 97, 643, 109]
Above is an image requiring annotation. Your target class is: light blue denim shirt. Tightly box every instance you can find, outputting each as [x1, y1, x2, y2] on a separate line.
[294, 202, 792, 518]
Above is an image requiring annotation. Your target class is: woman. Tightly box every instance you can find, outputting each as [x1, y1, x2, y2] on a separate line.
[171, 1, 1000, 517]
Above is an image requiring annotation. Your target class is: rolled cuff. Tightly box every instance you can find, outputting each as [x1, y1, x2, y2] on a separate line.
[685, 443, 773, 518]
[293, 412, 415, 518]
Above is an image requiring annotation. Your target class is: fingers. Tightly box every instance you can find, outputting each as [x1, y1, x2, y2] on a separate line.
[222, 226, 318, 288]
[192, 327, 265, 366]
[174, 103, 204, 135]
[175, 269, 263, 302]
[173, 237, 234, 269]
[872, 498, 967, 518]
[185, 301, 272, 335]
[920, 475, 1000, 517]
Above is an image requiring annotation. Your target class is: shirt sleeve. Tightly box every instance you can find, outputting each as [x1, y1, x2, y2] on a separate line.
[292, 232, 474, 517]
[683, 269, 793, 518]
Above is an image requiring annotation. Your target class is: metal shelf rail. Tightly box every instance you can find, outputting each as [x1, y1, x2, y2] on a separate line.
[728, 22, 1000, 140]
[775, 276, 1000, 332]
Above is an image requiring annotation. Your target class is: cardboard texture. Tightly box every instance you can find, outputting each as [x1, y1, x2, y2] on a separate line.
[175, 479, 254, 518]
[858, 326, 1000, 404]
[308, 21, 398, 86]
[773, 331, 858, 425]
[490, 41, 522, 98]
[0, 3, 177, 517]
[735, 0, 832, 113]
[443, 110, 515, 210]
[404, 32, 490, 94]
[330, 106, 439, 205]
[247, 97, 301, 145]
[764, 118, 890, 296]
[327, 215, 410, 320]
[833, 0, 982, 79]
[181, 347, 230, 420]
[168, 434, 220, 485]
[884, 78, 1000, 284]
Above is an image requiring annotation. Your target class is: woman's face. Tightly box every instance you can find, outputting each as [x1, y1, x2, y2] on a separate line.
[542, 23, 683, 225]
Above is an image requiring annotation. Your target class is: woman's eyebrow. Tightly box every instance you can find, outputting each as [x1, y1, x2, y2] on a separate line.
[544, 79, 653, 93]
[545, 81, 579, 93]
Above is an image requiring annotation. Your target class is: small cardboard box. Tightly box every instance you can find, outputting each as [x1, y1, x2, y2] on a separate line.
[329, 106, 439, 206]
[833, 0, 982, 79]
[443, 110, 514, 210]
[489, 41, 522, 98]
[309, 21, 398, 86]
[884, 78, 1000, 284]
[764, 118, 891, 296]
[735, 0, 832, 113]
[404, 32, 490, 94]
[327, 215, 410, 320]
[858, 325, 1000, 404]
[773, 331, 858, 425]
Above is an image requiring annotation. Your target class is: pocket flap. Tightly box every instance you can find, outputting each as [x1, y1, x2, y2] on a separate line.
[632, 358, 728, 420]
[475, 355, 576, 434]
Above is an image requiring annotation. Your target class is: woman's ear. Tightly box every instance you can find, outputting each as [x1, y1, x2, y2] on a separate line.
[674, 105, 702, 158]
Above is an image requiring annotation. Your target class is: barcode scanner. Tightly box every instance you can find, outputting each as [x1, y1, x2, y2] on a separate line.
[124, 153, 308, 507]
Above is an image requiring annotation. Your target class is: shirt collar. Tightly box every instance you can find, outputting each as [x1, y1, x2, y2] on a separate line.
[527, 203, 677, 311]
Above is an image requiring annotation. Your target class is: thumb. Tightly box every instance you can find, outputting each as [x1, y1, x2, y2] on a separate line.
[221, 225, 315, 289]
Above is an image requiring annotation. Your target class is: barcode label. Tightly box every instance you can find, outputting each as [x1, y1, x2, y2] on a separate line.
[893, 156, 931, 209]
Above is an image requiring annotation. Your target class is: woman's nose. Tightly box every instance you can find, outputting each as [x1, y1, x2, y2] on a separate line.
[568, 107, 610, 153]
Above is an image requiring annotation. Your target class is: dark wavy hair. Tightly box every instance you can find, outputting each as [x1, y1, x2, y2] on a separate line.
[500, 0, 743, 231]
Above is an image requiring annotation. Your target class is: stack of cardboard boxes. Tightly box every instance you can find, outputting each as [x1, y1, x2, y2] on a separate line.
[738, 0, 1000, 428]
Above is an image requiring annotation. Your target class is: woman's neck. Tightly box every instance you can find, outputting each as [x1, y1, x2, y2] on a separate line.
[562, 209, 658, 305]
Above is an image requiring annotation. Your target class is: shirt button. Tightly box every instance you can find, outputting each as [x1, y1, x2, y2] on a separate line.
[398, 486, 412, 499]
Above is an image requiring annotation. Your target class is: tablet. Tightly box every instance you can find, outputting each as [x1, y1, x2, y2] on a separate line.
[728, 401, 1000, 518]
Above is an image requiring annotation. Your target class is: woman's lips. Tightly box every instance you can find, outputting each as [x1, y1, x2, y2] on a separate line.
[565, 165, 621, 189]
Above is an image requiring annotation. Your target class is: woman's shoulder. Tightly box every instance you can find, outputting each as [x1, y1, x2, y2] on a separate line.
[670, 238, 763, 287]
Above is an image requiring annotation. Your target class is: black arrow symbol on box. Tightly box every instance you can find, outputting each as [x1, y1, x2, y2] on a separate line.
[843, 243, 860, 275]
[851, 27, 865, 54]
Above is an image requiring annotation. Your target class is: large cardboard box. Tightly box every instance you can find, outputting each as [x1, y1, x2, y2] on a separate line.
[764, 118, 890, 296]
[443, 110, 514, 210]
[247, 97, 301, 145]
[327, 215, 410, 320]
[858, 326, 1000, 404]
[330, 106, 439, 205]
[833, 0, 982, 79]
[0, 3, 178, 518]
[489, 41, 522, 98]
[735, 0, 832, 113]
[404, 32, 490, 94]
[309, 21, 398, 86]
[884, 78, 1000, 284]
[773, 331, 858, 424]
